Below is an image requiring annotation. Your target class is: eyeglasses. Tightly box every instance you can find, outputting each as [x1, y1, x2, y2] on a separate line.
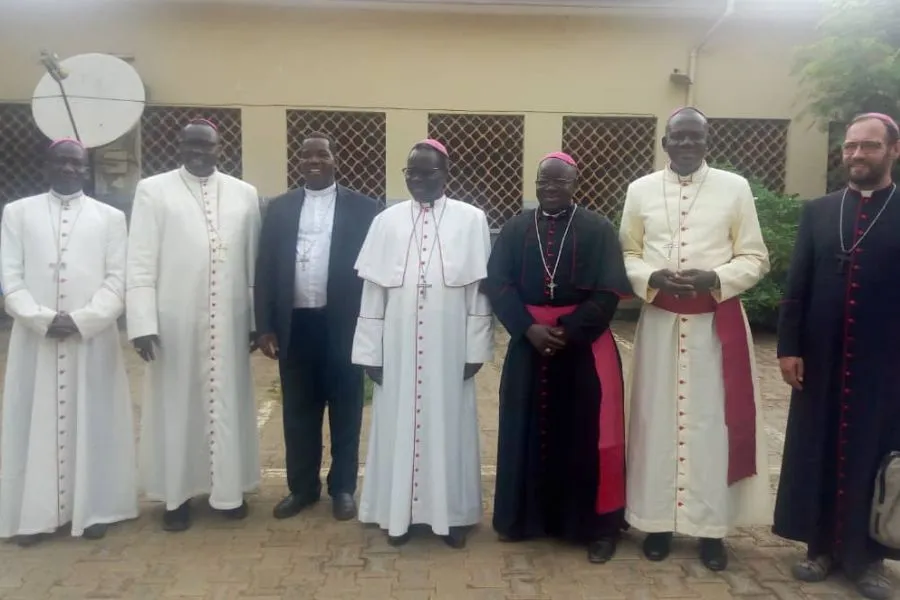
[843, 141, 886, 153]
[536, 178, 575, 186]
[403, 167, 442, 178]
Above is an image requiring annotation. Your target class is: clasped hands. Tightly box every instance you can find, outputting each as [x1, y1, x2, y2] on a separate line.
[649, 268, 719, 297]
[46, 312, 79, 340]
[133, 332, 260, 362]
[526, 324, 566, 357]
[364, 363, 483, 386]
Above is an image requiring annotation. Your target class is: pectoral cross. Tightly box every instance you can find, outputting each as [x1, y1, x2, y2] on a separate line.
[49, 261, 66, 276]
[418, 282, 432, 298]
[663, 241, 677, 259]
[546, 281, 557, 300]
[836, 251, 852, 275]
[297, 255, 311, 271]
[212, 239, 228, 263]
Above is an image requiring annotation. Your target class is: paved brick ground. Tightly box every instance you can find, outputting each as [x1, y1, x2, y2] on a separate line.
[0, 323, 893, 599]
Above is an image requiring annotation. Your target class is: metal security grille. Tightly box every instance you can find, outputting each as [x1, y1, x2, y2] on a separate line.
[427, 113, 525, 229]
[827, 122, 846, 193]
[708, 118, 790, 193]
[286, 110, 387, 200]
[0, 103, 48, 206]
[562, 116, 657, 218]
[140, 106, 243, 178]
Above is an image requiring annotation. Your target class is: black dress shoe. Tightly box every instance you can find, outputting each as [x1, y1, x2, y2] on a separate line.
[15, 533, 47, 547]
[82, 524, 108, 540]
[498, 533, 526, 543]
[699, 538, 728, 571]
[643, 532, 673, 561]
[273, 493, 319, 520]
[387, 532, 411, 546]
[443, 527, 468, 549]
[219, 501, 249, 520]
[332, 493, 357, 521]
[588, 537, 618, 564]
[163, 501, 192, 532]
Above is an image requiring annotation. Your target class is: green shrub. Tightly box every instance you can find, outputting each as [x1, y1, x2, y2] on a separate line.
[733, 171, 803, 331]
[364, 377, 374, 405]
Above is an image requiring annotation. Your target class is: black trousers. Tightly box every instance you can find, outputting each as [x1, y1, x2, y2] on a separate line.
[279, 308, 363, 498]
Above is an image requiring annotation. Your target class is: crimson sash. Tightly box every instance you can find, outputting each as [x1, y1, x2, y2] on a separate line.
[652, 293, 757, 485]
[525, 304, 626, 514]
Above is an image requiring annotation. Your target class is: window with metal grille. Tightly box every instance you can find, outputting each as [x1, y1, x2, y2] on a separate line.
[562, 116, 657, 218]
[140, 106, 243, 178]
[286, 110, 387, 200]
[707, 118, 790, 193]
[826, 122, 846, 193]
[0, 103, 47, 206]
[427, 113, 525, 229]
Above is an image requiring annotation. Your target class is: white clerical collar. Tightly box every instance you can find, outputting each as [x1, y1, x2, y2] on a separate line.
[414, 195, 447, 212]
[48, 188, 83, 204]
[665, 161, 709, 183]
[180, 165, 218, 184]
[305, 183, 337, 198]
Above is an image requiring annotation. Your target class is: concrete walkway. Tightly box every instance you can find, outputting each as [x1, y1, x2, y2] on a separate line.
[0, 323, 891, 599]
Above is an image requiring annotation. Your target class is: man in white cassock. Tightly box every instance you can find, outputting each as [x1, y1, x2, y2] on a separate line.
[0, 139, 137, 545]
[352, 139, 493, 549]
[126, 119, 261, 532]
[620, 108, 771, 571]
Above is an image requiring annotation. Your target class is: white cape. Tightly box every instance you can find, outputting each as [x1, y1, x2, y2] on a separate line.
[352, 198, 494, 536]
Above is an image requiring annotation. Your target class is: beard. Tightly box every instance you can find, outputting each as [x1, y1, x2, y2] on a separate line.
[847, 159, 891, 188]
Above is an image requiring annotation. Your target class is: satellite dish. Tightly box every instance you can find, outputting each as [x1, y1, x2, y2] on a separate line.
[31, 52, 145, 149]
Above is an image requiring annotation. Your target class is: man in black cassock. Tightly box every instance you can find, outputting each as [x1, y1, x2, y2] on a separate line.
[483, 152, 632, 564]
[775, 113, 900, 600]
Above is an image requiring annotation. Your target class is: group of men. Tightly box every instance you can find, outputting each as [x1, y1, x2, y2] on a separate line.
[0, 108, 897, 600]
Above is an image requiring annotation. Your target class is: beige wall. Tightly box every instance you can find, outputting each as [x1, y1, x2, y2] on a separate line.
[0, 3, 827, 201]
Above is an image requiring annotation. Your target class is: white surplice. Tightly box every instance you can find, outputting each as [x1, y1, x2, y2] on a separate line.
[352, 197, 494, 537]
[619, 163, 772, 538]
[0, 192, 137, 538]
[126, 167, 261, 511]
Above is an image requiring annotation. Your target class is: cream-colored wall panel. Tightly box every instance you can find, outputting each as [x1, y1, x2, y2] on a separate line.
[0, 4, 825, 197]
[241, 106, 287, 198]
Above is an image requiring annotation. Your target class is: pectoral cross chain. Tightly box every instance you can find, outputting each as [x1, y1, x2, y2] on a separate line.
[835, 251, 852, 274]
[418, 282, 432, 298]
